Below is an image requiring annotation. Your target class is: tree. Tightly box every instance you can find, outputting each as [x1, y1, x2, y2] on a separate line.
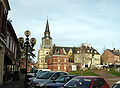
[20, 47, 36, 62]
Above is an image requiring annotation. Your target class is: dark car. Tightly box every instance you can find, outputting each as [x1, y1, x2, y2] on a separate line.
[63, 76, 110, 88]
[24, 69, 39, 87]
[30, 71, 68, 88]
[46, 75, 78, 88]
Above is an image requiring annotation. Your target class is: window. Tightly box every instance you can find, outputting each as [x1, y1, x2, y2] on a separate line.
[46, 52, 49, 54]
[1, 13, 6, 36]
[13, 41, 15, 53]
[6, 32, 10, 48]
[58, 58, 60, 63]
[64, 58, 66, 63]
[94, 51, 97, 53]
[92, 78, 105, 88]
[15, 46, 17, 59]
[77, 51, 79, 53]
[87, 50, 90, 53]
[10, 37, 13, 51]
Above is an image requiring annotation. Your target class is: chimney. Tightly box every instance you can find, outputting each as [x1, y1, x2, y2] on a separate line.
[113, 48, 115, 51]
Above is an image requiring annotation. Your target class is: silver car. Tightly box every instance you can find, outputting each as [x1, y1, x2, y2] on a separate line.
[30, 71, 68, 88]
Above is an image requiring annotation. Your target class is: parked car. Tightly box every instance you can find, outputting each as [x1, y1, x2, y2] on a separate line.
[95, 65, 104, 69]
[30, 71, 69, 88]
[112, 80, 120, 88]
[25, 69, 51, 87]
[63, 76, 110, 88]
[46, 75, 78, 88]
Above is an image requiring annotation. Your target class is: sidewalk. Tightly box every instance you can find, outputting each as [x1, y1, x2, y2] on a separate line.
[1, 74, 25, 88]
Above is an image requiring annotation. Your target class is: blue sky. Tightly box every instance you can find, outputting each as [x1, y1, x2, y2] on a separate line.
[8, 0, 120, 62]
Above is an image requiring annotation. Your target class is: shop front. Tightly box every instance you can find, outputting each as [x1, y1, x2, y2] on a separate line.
[3, 54, 14, 83]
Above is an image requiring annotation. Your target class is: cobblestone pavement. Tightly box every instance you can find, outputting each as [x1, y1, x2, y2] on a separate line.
[93, 69, 120, 87]
[0, 74, 25, 88]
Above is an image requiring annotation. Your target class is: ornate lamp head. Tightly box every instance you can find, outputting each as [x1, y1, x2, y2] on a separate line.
[30, 38, 36, 47]
[18, 37, 24, 44]
[24, 30, 31, 37]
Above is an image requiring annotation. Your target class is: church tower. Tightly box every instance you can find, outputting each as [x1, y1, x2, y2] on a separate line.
[38, 19, 53, 69]
[42, 19, 52, 49]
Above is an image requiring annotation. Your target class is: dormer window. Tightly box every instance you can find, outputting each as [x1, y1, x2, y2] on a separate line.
[87, 50, 90, 53]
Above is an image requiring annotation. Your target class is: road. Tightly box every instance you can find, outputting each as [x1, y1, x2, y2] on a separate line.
[93, 69, 120, 87]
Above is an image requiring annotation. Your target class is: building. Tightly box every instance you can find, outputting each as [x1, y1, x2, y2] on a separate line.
[20, 57, 33, 72]
[37, 19, 52, 69]
[0, 0, 10, 85]
[48, 55, 69, 71]
[3, 20, 20, 83]
[74, 43, 101, 69]
[101, 48, 120, 66]
[48, 46, 74, 71]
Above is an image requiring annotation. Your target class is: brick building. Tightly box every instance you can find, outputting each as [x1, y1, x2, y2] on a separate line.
[20, 57, 33, 72]
[48, 54, 70, 72]
[101, 49, 120, 66]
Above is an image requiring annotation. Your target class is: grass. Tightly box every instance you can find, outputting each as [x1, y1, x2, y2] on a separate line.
[107, 68, 120, 77]
[69, 70, 100, 76]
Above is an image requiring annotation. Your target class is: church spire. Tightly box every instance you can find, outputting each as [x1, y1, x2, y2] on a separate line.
[42, 19, 52, 49]
[45, 19, 50, 33]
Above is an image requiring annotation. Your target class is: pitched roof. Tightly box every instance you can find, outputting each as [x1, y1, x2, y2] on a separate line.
[108, 49, 119, 56]
[55, 46, 74, 53]
[75, 45, 100, 55]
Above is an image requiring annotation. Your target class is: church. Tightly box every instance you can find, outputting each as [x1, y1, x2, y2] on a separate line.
[37, 19, 73, 71]
[37, 19, 53, 69]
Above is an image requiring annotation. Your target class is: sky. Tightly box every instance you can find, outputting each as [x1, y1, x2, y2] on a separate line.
[8, 0, 120, 62]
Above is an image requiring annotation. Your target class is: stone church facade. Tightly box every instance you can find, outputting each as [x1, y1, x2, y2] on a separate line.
[37, 20, 53, 69]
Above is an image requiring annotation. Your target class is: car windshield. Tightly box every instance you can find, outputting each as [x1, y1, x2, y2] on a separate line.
[64, 78, 92, 88]
[55, 76, 66, 82]
[36, 72, 54, 79]
[112, 84, 120, 88]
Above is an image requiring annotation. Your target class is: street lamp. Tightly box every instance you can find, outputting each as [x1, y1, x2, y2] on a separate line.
[18, 30, 36, 76]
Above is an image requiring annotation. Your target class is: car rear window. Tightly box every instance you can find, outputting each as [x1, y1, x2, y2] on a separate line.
[64, 78, 92, 88]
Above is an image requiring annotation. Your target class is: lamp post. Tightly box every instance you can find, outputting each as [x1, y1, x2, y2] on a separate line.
[18, 30, 36, 76]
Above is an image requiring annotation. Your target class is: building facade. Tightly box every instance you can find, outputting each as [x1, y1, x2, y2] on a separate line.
[101, 49, 120, 66]
[37, 19, 52, 69]
[48, 55, 69, 71]
[48, 46, 74, 71]
[20, 57, 32, 72]
[74, 43, 101, 69]
[0, 0, 10, 85]
[3, 20, 20, 83]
